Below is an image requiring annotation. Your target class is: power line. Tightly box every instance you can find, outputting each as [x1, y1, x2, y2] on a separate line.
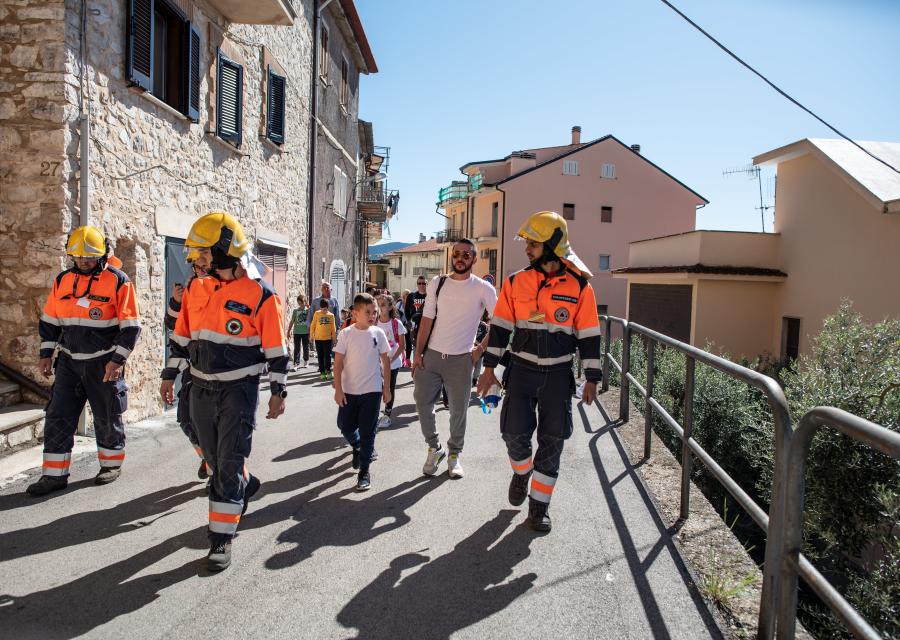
[657, 0, 900, 174]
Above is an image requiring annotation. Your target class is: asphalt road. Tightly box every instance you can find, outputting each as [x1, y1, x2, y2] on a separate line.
[0, 365, 722, 640]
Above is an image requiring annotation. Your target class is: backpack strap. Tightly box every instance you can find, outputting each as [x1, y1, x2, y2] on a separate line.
[421, 275, 447, 355]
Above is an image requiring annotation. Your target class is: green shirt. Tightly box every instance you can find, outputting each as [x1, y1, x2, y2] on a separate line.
[292, 307, 309, 334]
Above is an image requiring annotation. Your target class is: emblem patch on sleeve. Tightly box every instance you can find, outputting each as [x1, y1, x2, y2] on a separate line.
[89, 307, 103, 320]
[554, 307, 570, 323]
[225, 318, 243, 335]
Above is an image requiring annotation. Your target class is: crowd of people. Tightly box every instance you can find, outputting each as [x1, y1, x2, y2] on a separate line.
[24, 209, 602, 572]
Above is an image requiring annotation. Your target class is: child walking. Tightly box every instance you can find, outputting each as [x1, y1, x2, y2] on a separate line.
[311, 298, 337, 380]
[376, 293, 406, 430]
[333, 293, 392, 491]
[286, 294, 310, 368]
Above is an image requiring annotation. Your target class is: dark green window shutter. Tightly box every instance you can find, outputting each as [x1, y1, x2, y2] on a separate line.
[185, 23, 201, 122]
[127, 0, 153, 91]
[267, 68, 286, 145]
[216, 50, 243, 146]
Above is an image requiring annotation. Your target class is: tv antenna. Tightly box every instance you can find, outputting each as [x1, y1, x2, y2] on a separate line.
[722, 164, 773, 232]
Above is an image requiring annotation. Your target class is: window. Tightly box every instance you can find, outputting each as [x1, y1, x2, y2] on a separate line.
[333, 165, 349, 218]
[266, 67, 286, 145]
[216, 50, 243, 146]
[601, 163, 616, 179]
[781, 317, 801, 363]
[563, 202, 575, 220]
[597, 304, 608, 317]
[488, 249, 498, 276]
[598, 254, 610, 272]
[340, 56, 349, 107]
[126, 0, 200, 121]
[601, 206, 613, 223]
[319, 24, 329, 80]
[563, 160, 578, 175]
[491, 202, 498, 236]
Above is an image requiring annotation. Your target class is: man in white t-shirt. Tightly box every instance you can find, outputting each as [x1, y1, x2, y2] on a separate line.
[413, 239, 498, 479]
[333, 293, 392, 492]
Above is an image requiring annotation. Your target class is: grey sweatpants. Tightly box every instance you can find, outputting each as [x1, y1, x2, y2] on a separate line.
[413, 349, 474, 454]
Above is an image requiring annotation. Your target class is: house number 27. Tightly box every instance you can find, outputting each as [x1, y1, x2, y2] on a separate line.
[40, 161, 60, 176]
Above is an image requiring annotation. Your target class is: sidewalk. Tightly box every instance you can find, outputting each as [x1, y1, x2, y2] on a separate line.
[0, 366, 722, 639]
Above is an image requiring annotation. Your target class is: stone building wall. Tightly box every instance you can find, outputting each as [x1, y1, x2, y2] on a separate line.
[310, 4, 361, 307]
[0, 0, 314, 422]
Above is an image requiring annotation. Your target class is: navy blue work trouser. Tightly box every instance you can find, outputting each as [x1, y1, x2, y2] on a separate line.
[43, 354, 127, 469]
[190, 377, 259, 538]
[176, 370, 199, 447]
[337, 392, 381, 472]
[499, 358, 575, 503]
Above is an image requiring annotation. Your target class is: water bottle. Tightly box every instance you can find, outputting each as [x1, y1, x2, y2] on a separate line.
[480, 384, 503, 414]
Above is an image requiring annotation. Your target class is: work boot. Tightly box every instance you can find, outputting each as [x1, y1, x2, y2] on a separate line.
[26, 475, 68, 497]
[94, 467, 121, 485]
[242, 475, 261, 515]
[197, 460, 209, 480]
[527, 498, 552, 532]
[508, 472, 531, 507]
[206, 534, 232, 571]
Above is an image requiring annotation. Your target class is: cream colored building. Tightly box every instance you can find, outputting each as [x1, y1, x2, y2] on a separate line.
[384, 237, 443, 293]
[615, 138, 900, 361]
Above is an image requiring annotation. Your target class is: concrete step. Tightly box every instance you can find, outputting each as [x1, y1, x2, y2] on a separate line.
[0, 403, 45, 455]
[0, 380, 22, 408]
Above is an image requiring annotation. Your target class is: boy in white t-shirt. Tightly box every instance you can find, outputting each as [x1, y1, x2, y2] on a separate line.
[333, 293, 392, 491]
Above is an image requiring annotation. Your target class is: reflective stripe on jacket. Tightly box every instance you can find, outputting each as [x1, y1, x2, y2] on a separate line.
[484, 266, 603, 382]
[163, 275, 288, 386]
[39, 266, 141, 364]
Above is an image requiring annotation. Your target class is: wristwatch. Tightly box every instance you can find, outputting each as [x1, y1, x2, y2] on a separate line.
[271, 383, 288, 399]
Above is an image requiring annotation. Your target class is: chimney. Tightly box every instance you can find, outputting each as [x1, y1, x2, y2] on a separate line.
[630, 144, 641, 154]
[571, 126, 581, 145]
[419, 233, 426, 243]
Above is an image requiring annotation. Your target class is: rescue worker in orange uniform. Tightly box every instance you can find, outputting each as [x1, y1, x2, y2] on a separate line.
[160, 212, 288, 571]
[27, 226, 141, 496]
[164, 249, 216, 484]
[477, 211, 602, 532]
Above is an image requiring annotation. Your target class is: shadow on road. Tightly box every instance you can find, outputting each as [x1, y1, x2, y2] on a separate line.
[336, 509, 536, 640]
[0, 477, 97, 513]
[0, 482, 202, 562]
[0, 526, 206, 640]
[263, 475, 448, 569]
[576, 399, 723, 640]
[271, 436, 347, 462]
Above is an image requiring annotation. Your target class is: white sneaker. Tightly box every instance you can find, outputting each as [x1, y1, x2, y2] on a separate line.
[377, 415, 392, 430]
[422, 445, 446, 476]
[447, 453, 464, 479]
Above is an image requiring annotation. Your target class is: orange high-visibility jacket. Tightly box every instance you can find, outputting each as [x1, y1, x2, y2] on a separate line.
[484, 265, 603, 382]
[39, 266, 141, 363]
[162, 275, 288, 388]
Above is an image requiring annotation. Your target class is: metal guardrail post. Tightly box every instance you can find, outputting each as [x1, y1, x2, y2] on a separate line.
[774, 407, 899, 640]
[644, 339, 655, 459]
[601, 316, 611, 393]
[619, 323, 631, 423]
[680, 357, 695, 521]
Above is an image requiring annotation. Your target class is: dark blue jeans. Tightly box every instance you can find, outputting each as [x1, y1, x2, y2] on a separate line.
[337, 392, 381, 472]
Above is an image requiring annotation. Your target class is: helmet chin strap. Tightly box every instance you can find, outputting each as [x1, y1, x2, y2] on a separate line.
[530, 242, 561, 271]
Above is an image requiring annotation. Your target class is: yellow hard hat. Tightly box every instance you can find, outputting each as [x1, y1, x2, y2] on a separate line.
[185, 248, 201, 264]
[517, 211, 570, 258]
[185, 212, 249, 259]
[517, 211, 593, 277]
[66, 225, 107, 258]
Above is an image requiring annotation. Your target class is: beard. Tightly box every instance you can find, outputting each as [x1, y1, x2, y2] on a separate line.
[451, 261, 471, 274]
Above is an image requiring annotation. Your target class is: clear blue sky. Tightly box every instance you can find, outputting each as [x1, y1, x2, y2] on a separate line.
[356, 0, 900, 244]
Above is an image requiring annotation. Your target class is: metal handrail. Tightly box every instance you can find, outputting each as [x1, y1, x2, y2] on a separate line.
[599, 315, 895, 639]
[776, 407, 900, 640]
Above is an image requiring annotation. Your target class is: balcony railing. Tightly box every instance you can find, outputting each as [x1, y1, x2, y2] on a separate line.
[437, 181, 468, 207]
[435, 227, 464, 244]
[468, 172, 483, 191]
[357, 185, 399, 223]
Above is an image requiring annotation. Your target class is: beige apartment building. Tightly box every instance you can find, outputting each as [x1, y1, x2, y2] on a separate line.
[384, 237, 443, 293]
[436, 127, 707, 314]
[614, 138, 900, 361]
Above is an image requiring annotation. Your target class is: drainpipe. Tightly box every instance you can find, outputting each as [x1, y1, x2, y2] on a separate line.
[495, 184, 507, 283]
[77, 0, 91, 435]
[307, 0, 337, 298]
